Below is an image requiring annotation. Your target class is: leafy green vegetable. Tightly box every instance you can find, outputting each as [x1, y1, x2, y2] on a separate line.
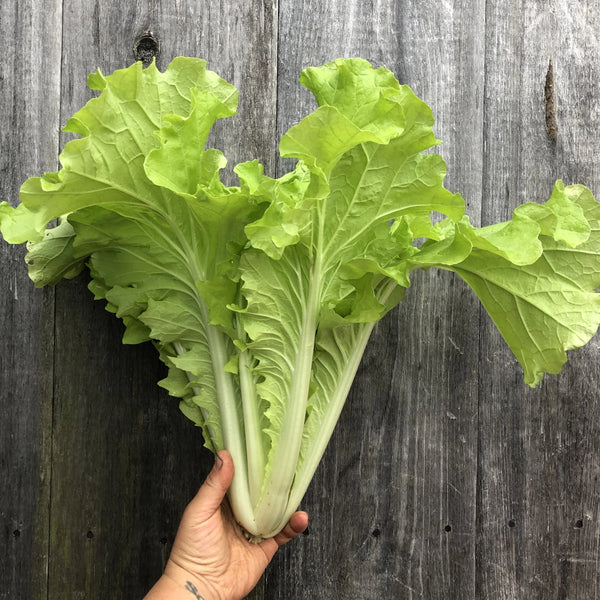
[2, 57, 599, 538]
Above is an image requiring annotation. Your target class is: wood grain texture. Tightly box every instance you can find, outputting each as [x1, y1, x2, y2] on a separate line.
[0, 1, 62, 598]
[46, 6, 204, 596]
[1, 0, 600, 599]
[477, 1, 600, 598]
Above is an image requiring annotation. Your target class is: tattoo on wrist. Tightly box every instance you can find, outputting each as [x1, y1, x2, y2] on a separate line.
[185, 581, 205, 600]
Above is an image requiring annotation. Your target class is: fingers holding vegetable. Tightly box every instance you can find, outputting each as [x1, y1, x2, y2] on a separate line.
[145, 449, 308, 600]
[186, 450, 233, 520]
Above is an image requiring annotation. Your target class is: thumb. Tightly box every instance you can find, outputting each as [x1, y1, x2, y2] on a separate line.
[189, 450, 235, 518]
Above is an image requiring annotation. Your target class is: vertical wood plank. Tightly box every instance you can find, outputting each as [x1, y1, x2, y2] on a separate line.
[270, 1, 485, 598]
[0, 1, 62, 598]
[44, 1, 278, 598]
[477, 1, 600, 598]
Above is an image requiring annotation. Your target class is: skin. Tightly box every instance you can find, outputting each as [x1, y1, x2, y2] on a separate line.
[144, 450, 309, 600]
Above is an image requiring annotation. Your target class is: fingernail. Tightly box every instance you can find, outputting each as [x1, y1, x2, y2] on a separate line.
[214, 452, 224, 470]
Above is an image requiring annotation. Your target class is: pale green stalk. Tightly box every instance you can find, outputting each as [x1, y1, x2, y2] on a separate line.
[273, 280, 397, 533]
[252, 263, 322, 537]
[204, 323, 257, 534]
[285, 321, 374, 521]
[237, 347, 265, 507]
[176, 291, 258, 534]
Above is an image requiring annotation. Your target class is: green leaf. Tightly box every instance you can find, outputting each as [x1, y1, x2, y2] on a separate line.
[144, 85, 237, 198]
[241, 161, 312, 259]
[3, 58, 236, 243]
[0, 57, 260, 533]
[443, 183, 600, 386]
[24, 219, 85, 286]
[299, 58, 432, 148]
[519, 179, 591, 247]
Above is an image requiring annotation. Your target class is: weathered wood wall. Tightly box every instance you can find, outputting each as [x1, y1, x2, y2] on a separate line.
[2, 1, 600, 598]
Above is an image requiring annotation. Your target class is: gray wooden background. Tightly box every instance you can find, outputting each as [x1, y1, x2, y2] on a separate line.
[2, 1, 600, 598]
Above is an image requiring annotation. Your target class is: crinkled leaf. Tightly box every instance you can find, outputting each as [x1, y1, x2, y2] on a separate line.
[0, 59, 261, 519]
[25, 219, 85, 286]
[145, 84, 237, 198]
[442, 183, 600, 386]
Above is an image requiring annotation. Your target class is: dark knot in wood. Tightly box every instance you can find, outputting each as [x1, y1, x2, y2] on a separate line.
[133, 31, 160, 66]
[545, 59, 557, 142]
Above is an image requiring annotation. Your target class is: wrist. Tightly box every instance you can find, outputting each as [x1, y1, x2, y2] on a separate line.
[144, 568, 214, 600]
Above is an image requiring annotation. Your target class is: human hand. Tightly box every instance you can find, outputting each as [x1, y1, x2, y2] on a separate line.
[144, 450, 308, 600]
